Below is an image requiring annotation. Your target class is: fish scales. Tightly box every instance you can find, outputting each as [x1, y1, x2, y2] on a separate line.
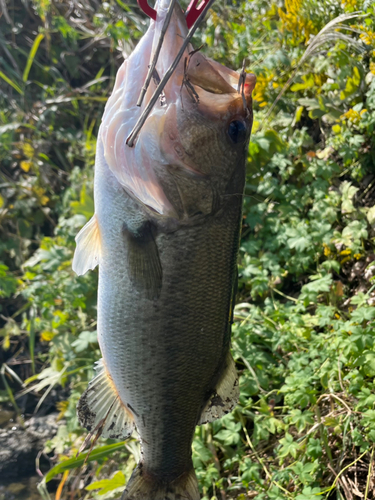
[73, 1, 256, 498]
[95, 137, 243, 479]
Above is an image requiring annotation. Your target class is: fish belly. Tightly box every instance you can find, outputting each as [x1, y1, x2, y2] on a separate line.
[94, 138, 242, 481]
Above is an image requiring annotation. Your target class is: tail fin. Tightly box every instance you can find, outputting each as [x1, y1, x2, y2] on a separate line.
[121, 464, 200, 500]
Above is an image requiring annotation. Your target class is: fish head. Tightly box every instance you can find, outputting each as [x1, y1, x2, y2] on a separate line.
[156, 52, 256, 218]
[160, 54, 256, 179]
[100, 0, 256, 219]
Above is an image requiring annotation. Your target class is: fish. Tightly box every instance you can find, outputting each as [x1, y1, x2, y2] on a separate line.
[72, 1, 256, 499]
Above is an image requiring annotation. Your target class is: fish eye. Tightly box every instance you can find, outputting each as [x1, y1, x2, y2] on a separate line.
[227, 119, 247, 144]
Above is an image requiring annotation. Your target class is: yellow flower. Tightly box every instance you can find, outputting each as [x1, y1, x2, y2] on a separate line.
[278, 0, 316, 44]
[370, 62, 375, 75]
[359, 25, 375, 46]
[340, 249, 351, 256]
[342, 0, 357, 9]
[20, 161, 32, 172]
[253, 72, 274, 107]
[40, 331, 55, 342]
[56, 400, 69, 421]
[323, 243, 331, 257]
[340, 108, 366, 124]
[33, 186, 50, 206]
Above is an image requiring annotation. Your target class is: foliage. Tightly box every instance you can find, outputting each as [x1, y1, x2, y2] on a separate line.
[1, 0, 375, 498]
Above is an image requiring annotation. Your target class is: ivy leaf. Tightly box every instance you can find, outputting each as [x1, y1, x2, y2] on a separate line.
[289, 409, 314, 432]
[306, 438, 322, 459]
[340, 181, 358, 214]
[296, 486, 323, 500]
[278, 433, 300, 458]
[291, 462, 317, 484]
[72, 330, 98, 352]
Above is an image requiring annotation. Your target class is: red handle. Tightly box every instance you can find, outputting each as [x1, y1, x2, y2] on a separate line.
[137, 0, 157, 21]
[185, 0, 208, 28]
[137, 0, 209, 28]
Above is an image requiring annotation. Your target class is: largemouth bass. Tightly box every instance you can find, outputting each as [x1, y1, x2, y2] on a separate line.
[73, 1, 255, 499]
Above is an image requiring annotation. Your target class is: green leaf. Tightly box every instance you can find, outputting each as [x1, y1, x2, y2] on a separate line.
[367, 205, 375, 225]
[289, 409, 314, 432]
[71, 330, 98, 352]
[340, 181, 358, 214]
[86, 471, 126, 495]
[0, 264, 18, 298]
[302, 274, 333, 294]
[291, 74, 315, 92]
[45, 442, 126, 482]
[306, 438, 322, 459]
[0, 71, 24, 95]
[291, 461, 317, 485]
[296, 486, 323, 500]
[23, 33, 45, 82]
[278, 433, 300, 459]
[70, 184, 95, 219]
[340, 66, 361, 100]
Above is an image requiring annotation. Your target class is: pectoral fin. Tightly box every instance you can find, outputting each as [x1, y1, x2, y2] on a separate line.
[77, 359, 134, 440]
[72, 214, 101, 276]
[123, 220, 162, 300]
[198, 352, 239, 424]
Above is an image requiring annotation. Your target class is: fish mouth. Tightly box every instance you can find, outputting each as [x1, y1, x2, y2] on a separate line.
[185, 51, 256, 107]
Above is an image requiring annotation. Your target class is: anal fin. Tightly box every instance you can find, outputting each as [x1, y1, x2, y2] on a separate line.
[123, 220, 162, 300]
[198, 351, 239, 425]
[72, 214, 101, 276]
[77, 359, 134, 440]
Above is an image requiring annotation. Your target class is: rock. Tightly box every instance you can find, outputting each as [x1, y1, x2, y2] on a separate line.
[0, 476, 42, 500]
[0, 414, 58, 482]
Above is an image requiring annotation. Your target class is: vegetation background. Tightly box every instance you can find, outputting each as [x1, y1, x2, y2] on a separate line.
[1, 0, 375, 498]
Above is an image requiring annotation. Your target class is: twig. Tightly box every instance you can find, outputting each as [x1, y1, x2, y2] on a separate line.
[126, 0, 217, 147]
[327, 463, 352, 500]
[137, 0, 178, 107]
[338, 354, 345, 393]
[321, 449, 369, 495]
[350, 420, 358, 491]
[272, 287, 298, 303]
[240, 355, 265, 394]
